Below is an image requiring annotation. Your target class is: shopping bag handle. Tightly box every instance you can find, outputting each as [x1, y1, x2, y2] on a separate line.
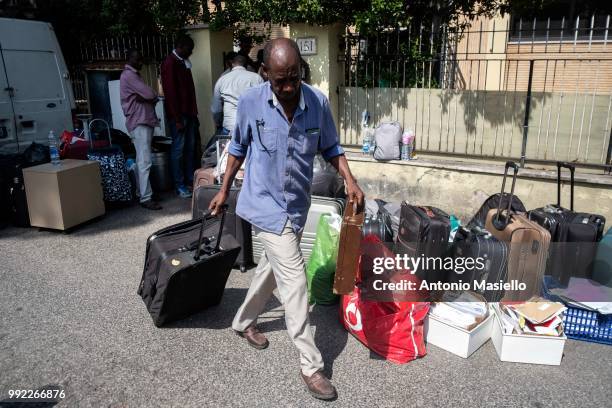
[194, 204, 228, 261]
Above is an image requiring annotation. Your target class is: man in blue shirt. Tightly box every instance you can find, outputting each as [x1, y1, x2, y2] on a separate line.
[209, 38, 364, 400]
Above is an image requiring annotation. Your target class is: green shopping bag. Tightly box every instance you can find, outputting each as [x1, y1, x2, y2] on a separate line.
[306, 213, 342, 305]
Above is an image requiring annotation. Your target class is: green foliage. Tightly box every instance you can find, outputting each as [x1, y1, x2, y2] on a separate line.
[206, 1, 505, 35]
[25, 0, 593, 56]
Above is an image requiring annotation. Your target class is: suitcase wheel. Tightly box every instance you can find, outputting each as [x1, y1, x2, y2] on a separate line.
[240, 265, 247, 273]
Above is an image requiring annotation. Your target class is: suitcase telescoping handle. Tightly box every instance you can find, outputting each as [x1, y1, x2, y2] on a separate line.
[556, 161, 575, 211]
[493, 161, 519, 230]
[194, 204, 228, 261]
[88, 118, 112, 149]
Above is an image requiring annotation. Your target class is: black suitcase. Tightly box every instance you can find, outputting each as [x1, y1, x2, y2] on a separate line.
[362, 199, 393, 242]
[468, 192, 526, 229]
[394, 204, 451, 283]
[0, 153, 48, 228]
[192, 184, 253, 272]
[528, 162, 606, 286]
[448, 226, 509, 301]
[138, 208, 241, 327]
[311, 155, 346, 199]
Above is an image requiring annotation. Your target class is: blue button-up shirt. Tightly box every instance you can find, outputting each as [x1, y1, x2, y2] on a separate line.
[228, 82, 344, 235]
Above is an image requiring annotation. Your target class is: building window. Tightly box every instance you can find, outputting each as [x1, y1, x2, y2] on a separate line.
[508, 0, 611, 42]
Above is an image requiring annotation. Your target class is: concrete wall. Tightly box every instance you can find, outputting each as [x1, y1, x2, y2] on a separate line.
[339, 87, 612, 165]
[187, 23, 342, 145]
[346, 156, 612, 224]
[290, 23, 343, 128]
[187, 25, 234, 145]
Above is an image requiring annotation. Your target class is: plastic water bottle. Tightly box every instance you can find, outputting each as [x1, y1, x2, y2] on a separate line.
[401, 130, 414, 160]
[368, 128, 376, 156]
[362, 125, 371, 155]
[48, 130, 60, 165]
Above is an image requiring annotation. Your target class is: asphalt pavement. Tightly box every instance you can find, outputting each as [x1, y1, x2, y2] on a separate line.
[1, 195, 610, 408]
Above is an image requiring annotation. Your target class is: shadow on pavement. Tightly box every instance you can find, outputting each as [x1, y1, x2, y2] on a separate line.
[0, 193, 192, 240]
[163, 288, 248, 330]
[311, 303, 348, 379]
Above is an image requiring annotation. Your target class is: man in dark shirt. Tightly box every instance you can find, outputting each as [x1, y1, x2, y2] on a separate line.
[160, 35, 198, 198]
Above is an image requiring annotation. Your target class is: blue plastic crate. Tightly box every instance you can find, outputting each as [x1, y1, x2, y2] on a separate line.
[563, 307, 612, 345]
[541, 276, 612, 345]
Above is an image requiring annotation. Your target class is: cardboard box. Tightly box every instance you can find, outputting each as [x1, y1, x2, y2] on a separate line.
[491, 305, 566, 365]
[23, 159, 105, 230]
[425, 312, 494, 358]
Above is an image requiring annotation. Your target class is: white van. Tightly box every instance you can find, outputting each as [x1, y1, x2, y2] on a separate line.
[0, 17, 74, 153]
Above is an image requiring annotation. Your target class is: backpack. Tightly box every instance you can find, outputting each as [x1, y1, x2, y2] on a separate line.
[373, 121, 402, 161]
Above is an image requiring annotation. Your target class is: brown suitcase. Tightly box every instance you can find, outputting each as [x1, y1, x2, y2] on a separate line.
[193, 167, 216, 190]
[484, 162, 551, 301]
[192, 167, 215, 211]
[333, 201, 365, 295]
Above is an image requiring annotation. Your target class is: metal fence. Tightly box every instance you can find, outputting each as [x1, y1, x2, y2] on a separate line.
[339, 15, 612, 168]
[68, 34, 174, 113]
[75, 35, 175, 64]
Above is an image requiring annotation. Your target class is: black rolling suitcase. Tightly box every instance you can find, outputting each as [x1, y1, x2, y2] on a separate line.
[468, 191, 526, 229]
[394, 204, 451, 283]
[362, 199, 394, 242]
[192, 184, 253, 272]
[528, 162, 606, 286]
[0, 152, 49, 228]
[448, 226, 509, 301]
[138, 208, 241, 327]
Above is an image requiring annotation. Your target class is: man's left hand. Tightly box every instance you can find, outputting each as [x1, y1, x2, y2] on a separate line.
[345, 179, 365, 209]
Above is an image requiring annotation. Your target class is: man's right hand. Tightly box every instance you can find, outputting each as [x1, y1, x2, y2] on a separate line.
[175, 119, 184, 131]
[209, 190, 229, 216]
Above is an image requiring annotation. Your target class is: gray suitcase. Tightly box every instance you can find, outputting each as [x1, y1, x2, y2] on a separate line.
[252, 196, 345, 264]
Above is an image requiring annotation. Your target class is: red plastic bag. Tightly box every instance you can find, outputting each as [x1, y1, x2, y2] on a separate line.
[340, 235, 429, 364]
[356, 235, 429, 302]
[341, 286, 429, 364]
[59, 130, 110, 160]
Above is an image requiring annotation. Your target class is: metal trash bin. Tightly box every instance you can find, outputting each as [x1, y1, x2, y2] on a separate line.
[150, 151, 173, 192]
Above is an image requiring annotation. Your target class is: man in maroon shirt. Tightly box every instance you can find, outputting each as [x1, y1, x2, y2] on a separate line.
[160, 35, 198, 198]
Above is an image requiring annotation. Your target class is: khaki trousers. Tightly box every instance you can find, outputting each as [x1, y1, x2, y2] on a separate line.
[129, 125, 153, 203]
[232, 222, 324, 376]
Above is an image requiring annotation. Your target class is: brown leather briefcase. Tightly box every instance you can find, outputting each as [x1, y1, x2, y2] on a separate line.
[333, 201, 365, 294]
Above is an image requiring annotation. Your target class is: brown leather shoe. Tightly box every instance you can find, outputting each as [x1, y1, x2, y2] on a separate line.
[301, 370, 337, 400]
[140, 200, 162, 210]
[236, 325, 269, 350]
